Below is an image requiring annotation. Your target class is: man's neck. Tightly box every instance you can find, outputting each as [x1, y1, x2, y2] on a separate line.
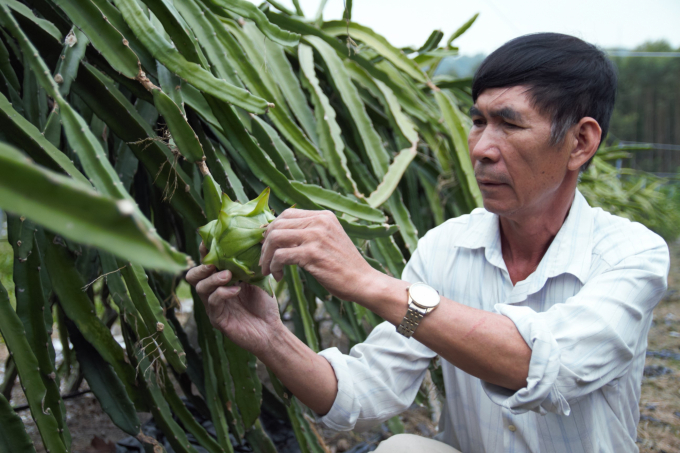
[499, 183, 577, 285]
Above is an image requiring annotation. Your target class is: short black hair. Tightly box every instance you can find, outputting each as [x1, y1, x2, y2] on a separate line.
[472, 33, 617, 170]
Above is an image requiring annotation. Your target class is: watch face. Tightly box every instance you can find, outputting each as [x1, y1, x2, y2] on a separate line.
[409, 282, 440, 308]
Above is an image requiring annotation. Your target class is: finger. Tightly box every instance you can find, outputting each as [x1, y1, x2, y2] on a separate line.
[199, 241, 208, 261]
[208, 285, 242, 307]
[276, 208, 330, 221]
[269, 247, 306, 280]
[260, 229, 309, 276]
[261, 227, 308, 264]
[264, 216, 317, 240]
[186, 263, 216, 286]
[271, 210, 337, 235]
[196, 269, 233, 299]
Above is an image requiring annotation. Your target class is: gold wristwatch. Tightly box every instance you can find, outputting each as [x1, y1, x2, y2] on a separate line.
[397, 282, 440, 338]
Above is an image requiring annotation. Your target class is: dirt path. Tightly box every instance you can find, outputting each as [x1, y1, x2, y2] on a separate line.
[637, 239, 680, 452]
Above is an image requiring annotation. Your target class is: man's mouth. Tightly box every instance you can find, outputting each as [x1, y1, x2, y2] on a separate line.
[476, 179, 505, 187]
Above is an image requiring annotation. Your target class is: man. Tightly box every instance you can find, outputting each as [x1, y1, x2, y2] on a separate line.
[186, 33, 669, 452]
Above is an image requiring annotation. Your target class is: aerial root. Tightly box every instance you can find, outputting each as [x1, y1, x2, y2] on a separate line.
[128, 128, 180, 202]
[134, 332, 167, 389]
[81, 264, 127, 292]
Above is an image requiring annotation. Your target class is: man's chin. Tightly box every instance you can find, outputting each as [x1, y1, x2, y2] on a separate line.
[480, 197, 517, 217]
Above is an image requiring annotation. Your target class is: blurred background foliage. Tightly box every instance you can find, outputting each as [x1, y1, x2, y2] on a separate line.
[609, 41, 680, 171]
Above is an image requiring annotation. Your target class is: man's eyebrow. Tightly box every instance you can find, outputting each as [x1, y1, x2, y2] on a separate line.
[468, 106, 524, 123]
[469, 106, 482, 117]
[492, 107, 523, 122]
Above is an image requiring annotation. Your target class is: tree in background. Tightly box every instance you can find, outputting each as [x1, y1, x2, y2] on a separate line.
[609, 41, 680, 173]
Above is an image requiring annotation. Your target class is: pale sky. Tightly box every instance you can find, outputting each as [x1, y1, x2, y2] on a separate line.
[253, 0, 680, 55]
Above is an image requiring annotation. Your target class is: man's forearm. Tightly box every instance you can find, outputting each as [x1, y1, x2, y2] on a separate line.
[258, 324, 338, 415]
[358, 272, 531, 390]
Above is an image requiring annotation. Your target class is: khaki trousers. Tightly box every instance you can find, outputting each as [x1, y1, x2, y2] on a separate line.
[373, 434, 461, 452]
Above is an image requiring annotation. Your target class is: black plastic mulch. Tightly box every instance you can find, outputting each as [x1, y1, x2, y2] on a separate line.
[115, 399, 300, 453]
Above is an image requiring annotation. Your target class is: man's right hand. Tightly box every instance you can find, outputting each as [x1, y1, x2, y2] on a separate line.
[185, 242, 339, 417]
[185, 242, 285, 357]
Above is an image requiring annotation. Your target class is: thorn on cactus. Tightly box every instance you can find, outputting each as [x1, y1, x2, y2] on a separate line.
[116, 199, 135, 216]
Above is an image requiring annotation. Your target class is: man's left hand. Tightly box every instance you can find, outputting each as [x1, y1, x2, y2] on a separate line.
[259, 209, 378, 302]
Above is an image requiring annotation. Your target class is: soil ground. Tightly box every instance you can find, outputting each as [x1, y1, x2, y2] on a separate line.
[636, 239, 680, 453]
[2, 240, 680, 452]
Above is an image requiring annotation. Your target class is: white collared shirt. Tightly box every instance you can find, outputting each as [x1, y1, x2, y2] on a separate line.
[318, 189, 669, 453]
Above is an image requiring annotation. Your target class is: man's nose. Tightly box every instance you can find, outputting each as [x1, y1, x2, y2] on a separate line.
[469, 129, 501, 164]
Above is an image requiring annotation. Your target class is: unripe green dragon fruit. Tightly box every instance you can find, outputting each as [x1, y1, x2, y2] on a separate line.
[198, 188, 275, 294]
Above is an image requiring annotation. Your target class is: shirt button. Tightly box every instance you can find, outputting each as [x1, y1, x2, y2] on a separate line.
[508, 425, 517, 432]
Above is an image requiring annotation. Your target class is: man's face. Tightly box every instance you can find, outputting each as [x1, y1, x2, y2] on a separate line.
[468, 86, 574, 218]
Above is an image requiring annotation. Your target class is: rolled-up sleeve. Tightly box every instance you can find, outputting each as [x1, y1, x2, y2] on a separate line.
[317, 237, 437, 431]
[483, 240, 669, 416]
[317, 323, 436, 431]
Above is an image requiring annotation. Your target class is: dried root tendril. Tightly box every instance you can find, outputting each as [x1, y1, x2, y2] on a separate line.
[127, 128, 180, 202]
[134, 332, 167, 389]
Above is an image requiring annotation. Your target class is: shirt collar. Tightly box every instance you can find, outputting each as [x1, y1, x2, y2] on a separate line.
[452, 189, 594, 297]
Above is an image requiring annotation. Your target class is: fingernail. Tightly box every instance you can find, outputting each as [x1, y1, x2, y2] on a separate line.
[220, 270, 229, 279]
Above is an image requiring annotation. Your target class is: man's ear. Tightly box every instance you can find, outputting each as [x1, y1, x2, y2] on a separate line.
[567, 117, 602, 171]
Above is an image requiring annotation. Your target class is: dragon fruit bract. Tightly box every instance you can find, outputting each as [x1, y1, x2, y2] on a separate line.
[198, 188, 275, 294]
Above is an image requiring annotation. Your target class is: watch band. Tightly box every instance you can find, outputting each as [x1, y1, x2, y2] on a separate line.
[397, 304, 424, 338]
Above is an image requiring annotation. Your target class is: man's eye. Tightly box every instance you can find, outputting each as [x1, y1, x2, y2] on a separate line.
[503, 122, 520, 129]
[472, 119, 485, 126]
